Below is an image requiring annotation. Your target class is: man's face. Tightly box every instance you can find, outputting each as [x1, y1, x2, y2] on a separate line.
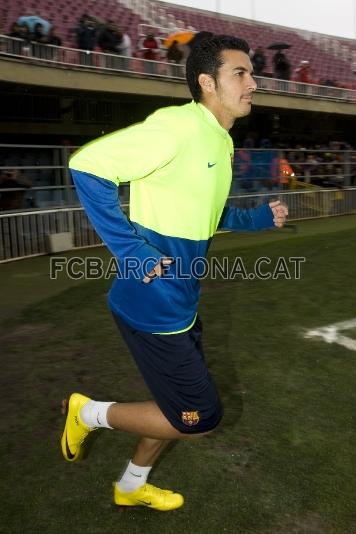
[210, 49, 257, 120]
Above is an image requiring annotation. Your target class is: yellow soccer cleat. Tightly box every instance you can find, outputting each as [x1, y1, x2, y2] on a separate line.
[61, 392, 94, 462]
[114, 482, 184, 511]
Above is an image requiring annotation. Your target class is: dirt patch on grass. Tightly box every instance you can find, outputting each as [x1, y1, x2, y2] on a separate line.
[0, 323, 53, 348]
[272, 512, 328, 534]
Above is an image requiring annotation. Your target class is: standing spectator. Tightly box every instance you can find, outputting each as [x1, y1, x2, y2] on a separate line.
[116, 30, 132, 57]
[8, 22, 22, 38]
[142, 33, 160, 61]
[7, 22, 24, 54]
[116, 30, 132, 70]
[141, 33, 160, 74]
[166, 40, 183, 77]
[251, 46, 266, 76]
[76, 16, 97, 65]
[46, 26, 62, 47]
[31, 23, 47, 44]
[98, 21, 121, 54]
[45, 26, 62, 61]
[97, 21, 122, 69]
[273, 50, 291, 81]
[294, 60, 313, 94]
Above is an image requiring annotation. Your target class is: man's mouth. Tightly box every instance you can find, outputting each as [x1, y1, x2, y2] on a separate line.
[241, 95, 252, 102]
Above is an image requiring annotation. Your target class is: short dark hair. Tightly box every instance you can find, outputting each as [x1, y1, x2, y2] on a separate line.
[186, 33, 250, 102]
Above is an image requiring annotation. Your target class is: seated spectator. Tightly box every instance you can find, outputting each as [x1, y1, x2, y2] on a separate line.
[252, 47, 266, 76]
[0, 169, 32, 211]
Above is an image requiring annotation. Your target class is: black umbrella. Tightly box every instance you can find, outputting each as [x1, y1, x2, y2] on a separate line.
[267, 43, 291, 50]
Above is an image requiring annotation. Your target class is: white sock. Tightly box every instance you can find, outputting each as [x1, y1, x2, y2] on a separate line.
[80, 400, 115, 429]
[118, 460, 152, 493]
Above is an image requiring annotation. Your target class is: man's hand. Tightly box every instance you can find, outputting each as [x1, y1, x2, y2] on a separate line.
[269, 200, 288, 228]
[143, 257, 174, 284]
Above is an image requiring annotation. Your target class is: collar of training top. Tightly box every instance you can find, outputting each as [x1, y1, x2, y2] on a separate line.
[195, 101, 230, 138]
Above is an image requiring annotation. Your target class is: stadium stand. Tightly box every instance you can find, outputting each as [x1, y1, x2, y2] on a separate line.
[1, 0, 355, 88]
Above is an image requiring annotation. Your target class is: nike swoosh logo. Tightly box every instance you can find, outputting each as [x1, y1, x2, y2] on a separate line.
[208, 162, 216, 168]
[63, 427, 75, 459]
[129, 472, 142, 478]
[137, 499, 152, 505]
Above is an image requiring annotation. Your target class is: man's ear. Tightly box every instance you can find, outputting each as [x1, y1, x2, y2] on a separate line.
[198, 73, 215, 96]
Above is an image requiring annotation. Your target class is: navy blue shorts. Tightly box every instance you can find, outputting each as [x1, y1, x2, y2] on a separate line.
[112, 313, 223, 434]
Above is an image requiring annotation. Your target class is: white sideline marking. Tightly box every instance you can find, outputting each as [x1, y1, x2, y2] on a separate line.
[305, 319, 356, 351]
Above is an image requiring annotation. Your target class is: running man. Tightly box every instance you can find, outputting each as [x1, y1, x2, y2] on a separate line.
[62, 34, 288, 511]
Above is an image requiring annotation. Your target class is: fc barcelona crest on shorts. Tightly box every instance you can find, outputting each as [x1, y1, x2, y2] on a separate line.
[181, 411, 200, 426]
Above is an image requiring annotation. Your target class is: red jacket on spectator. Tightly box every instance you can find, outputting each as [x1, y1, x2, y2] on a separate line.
[295, 61, 313, 83]
[142, 34, 159, 60]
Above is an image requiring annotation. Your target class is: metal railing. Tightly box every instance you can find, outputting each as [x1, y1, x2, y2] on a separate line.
[232, 149, 356, 193]
[1, 34, 356, 100]
[1, 188, 356, 262]
[0, 34, 186, 80]
[0, 144, 130, 212]
[1, 146, 355, 214]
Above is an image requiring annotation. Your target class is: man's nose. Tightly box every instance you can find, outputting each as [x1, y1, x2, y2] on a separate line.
[248, 75, 257, 92]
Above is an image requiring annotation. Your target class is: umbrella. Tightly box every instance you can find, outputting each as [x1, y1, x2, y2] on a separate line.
[164, 31, 194, 48]
[267, 43, 291, 50]
[17, 15, 51, 34]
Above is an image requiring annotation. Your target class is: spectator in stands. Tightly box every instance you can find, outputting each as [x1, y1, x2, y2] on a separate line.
[76, 15, 97, 65]
[303, 153, 319, 183]
[140, 32, 160, 74]
[97, 20, 123, 69]
[31, 23, 47, 44]
[294, 60, 313, 93]
[188, 31, 213, 50]
[7, 22, 24, 55]
[98, 21, 122, 54]
[141, 33, 160, 61]
[0, 169, 32, 211]
[271, 152, 294, 189]
[167, 40, 184, 77]
[46, 26, 62, 47]
[273, 50, 291, 81]
[295, 61, 312, 83]
[116, 29, 132, 57]
[116, 29, 132, 70]
[16, 23, 32, 55]
[8, 22, 22, 39]
[43, 26, 62, 61]
[251, 47, 266, 76]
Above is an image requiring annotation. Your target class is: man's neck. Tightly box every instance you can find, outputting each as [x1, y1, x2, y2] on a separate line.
[200, 101, 234, 131]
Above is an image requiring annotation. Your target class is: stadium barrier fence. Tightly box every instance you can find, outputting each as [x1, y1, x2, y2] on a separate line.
[1, 146, 355, 213]
[1, 34, 356, 101]
[1, 188, 356, 262]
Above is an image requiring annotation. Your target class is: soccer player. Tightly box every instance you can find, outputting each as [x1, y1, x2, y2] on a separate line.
[63, 34, 288, 511]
